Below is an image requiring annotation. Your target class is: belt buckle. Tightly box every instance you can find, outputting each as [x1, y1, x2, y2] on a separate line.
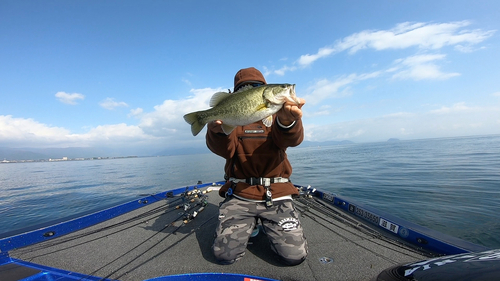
[248, 177, 273, 186]
[249, 177, 264, 185]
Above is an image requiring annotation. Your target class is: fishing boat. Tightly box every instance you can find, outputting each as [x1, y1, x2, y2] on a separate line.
[1, 181, 498, 281]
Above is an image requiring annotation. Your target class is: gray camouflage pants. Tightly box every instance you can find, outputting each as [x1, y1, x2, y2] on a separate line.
[213, 197, 308, 265]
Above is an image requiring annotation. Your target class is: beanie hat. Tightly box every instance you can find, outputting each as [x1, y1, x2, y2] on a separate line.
[233, 67, 267, 91]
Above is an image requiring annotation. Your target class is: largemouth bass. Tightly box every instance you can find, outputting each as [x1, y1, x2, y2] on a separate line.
[183, 84, 298, 136]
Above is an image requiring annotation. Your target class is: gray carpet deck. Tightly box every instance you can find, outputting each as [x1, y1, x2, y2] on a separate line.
[10, 186, 431, 281]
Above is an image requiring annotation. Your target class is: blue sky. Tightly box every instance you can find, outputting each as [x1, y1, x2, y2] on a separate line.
[1, 1, 499, 154]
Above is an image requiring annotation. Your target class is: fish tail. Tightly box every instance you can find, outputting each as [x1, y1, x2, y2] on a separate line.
[183, 112, 206, 136]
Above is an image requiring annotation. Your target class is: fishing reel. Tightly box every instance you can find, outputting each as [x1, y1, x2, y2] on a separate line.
[298, 185, 317, 198]
[177, 186, 210, 224]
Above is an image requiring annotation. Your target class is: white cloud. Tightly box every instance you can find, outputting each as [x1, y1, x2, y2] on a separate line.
[77, 123, 154, 144]
[99, 98, 129, 110]
[274, 65, 298, 76]
[0, 114, 157, 148]
[303, 105, 335, 118]
[333, 21, 493, 56]
[429, 102, 477, 114]
[297, 47, 336, 67]
[128, 108, 143, 118]
[334, 21, 493, 54]
[391, 54, 460, 80]
[304, 71, 381, 105]
[55, 92, 85, 105]
[139, 87, 222, 137]
[0, 115, 69, 138]
[454, 44, 486, 53]
[272, 21, 495, 75]
[492, 92, 500, 97]
[0, 115, 72, 146]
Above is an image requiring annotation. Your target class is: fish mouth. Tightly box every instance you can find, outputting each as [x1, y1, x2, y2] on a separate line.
[289, 84, 299, 104]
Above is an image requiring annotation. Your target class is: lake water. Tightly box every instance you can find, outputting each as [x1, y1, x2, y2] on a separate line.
[1, 135, 499, 249]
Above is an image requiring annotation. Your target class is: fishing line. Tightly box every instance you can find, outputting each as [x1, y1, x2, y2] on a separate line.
[295, 199, 401, 264]
[296, 196, 429, 259]
[112, 214, 218, 280]
[296, 197, 431, 261]
[92, 213, 186, 281]
[99, 200, 213, 280]
[19, 205, 182, 261]
[296, 197, 381, 237]
[303, 196, 434, 258]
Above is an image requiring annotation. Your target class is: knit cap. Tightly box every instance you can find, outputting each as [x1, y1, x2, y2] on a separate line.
[233, 67, 267, 91]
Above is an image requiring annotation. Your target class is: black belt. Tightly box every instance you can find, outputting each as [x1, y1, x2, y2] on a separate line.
[228, 177, 289, 208]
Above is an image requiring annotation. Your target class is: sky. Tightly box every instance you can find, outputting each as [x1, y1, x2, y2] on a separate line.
[1, 1, 499, 154]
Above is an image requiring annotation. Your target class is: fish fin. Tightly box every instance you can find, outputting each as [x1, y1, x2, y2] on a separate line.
[221, 124, 236, 135]
[183, 112, 206, 136]
[209, 92, 232, 107]
[255, 103, 268, 112]
[262, 115, 273, 127]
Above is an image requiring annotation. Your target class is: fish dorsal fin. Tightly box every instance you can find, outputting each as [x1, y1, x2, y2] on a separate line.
[209, 92, 232, 107]
[262, 115, 273, 127]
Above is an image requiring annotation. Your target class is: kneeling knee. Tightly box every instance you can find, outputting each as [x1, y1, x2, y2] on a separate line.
[213, 246, 244, 265]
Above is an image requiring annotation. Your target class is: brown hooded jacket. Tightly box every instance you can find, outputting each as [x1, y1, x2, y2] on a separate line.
[206, 116, 303, 200]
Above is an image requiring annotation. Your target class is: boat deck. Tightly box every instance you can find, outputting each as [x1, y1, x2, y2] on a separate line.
[7, 185, 432, 281]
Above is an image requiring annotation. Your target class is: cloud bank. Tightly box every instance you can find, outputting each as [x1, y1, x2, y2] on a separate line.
[0, 88, 222, 149]
[305, 103, 500, 143]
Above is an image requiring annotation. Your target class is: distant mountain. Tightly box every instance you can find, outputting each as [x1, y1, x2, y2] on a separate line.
[387, 138, 400, 142]
[0, 148, 48, 161]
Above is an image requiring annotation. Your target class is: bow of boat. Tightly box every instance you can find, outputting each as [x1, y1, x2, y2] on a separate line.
[0, 182, 492, 281]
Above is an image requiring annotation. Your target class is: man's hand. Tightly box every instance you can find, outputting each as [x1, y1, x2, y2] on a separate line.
[276, 98, 306, 126]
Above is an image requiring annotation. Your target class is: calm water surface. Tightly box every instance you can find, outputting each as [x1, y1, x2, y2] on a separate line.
[1, 135, 499, 248]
